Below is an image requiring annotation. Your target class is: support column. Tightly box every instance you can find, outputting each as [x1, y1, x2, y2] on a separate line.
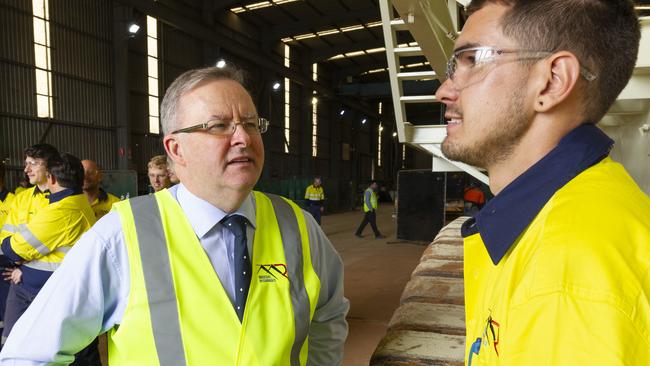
[113, 3, 132, 170]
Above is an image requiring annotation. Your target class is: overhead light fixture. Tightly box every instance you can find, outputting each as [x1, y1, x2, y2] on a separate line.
[361, 118, 367, 124]
[311, 97, 318, 105]
[282, 20, 383, 43]
[392, 132, 398, 137]
[272, 82, 281, 90]
[339, 109, 345, 116]
[216, 59, 226, 68]
[128, 23, 140, 35]
[231, 0, 300, 14]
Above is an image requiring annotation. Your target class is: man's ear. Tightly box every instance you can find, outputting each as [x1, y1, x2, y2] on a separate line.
[46, 173, 56, 187]
[532, 51, 581, 113]
[163, 134, 185, 166]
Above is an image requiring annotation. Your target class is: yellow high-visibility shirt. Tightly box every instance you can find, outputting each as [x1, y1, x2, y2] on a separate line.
[1, 192, 95, 293]
[89, 189, 121, 220]
[1, 190, 15, 226]
[1, 186, 49, 241]
[463, 157, 650, 366]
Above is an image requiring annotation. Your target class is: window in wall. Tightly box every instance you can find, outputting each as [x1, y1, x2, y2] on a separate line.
[147, 16, 160, 134]
[33, 0, 53, 118]
[377, 102, 383, 167]
[284, 44, 291, 153]
[311, 63, 318, 157]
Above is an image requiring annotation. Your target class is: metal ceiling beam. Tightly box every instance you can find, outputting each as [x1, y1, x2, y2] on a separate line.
[312, 38, 385, 61]
[116, 0, 380, 118]
[336, 60, 388, 78]
[267, 7, 379, 40]
[214, 0, 245, 12]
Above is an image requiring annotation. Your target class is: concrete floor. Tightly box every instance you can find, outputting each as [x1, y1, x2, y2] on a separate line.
[320, 204, 427, 366]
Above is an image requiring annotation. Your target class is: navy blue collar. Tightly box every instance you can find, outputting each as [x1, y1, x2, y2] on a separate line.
[48, 188, 82, 204]
[98, 188, 108, 202]
[33, 186, 49, 196]
[0, 189, 8, 202]
[461, 124, 613, 265]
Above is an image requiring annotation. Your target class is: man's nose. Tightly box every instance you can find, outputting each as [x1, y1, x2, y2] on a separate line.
[435, 78, 459, 106]
[230, 123, 252, 145]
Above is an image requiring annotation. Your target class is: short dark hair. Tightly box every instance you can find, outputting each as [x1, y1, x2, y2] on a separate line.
[24, 143, 59, 162]
[47, 153, 84, 190]
[466, 0, 640, 122]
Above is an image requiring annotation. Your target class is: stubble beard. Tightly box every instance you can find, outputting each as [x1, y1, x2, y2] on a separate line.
[441, 83, 531, 169]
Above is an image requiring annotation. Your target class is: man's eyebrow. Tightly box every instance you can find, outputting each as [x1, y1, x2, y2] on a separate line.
[453, 43, 483, 53]
[207, 114, 230, 120]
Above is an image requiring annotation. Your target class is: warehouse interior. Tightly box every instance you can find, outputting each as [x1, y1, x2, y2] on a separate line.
[1, 0, 649, 365]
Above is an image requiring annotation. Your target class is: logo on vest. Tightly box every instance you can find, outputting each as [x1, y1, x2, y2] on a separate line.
[257, 263, 288, 283]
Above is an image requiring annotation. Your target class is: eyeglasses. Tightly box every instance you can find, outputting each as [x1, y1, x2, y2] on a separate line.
[446, 46, 597, 84]
[24, 160, 44, 168]
[171, 117, 269, 136]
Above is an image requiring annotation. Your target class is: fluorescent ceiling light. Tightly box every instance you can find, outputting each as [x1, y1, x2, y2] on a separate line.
[282, 21, 383, 43]
[231, 0, 300, 14]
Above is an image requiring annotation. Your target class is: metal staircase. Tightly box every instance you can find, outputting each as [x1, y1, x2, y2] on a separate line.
[380, 1, 650, 193]
[379, 0, 489, 185]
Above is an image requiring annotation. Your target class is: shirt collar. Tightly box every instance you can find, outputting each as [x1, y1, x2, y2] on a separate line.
[48, 188, 82, 204]
[0, 189, 8, 202]
[98, 188, 108, 202]
[461, 124, 613, 265]
[174, 183, 256, 239]
[33, 186, 49, 196]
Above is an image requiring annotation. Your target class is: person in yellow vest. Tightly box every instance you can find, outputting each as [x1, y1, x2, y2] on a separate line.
[81, 159, 120, 220]
[1, 144, 58, 241]
[304, 176, 325, 224]
[0, 144, 58, 337]
[354, 181, 385, 239]
[0, 162, 14, 226]
[434, 0, 649, 364]
[0, 66, 349, 365]
[0, 153, 95, 345]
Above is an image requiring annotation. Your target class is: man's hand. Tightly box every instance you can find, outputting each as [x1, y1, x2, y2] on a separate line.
[3, 267, 23, 284]
[320, 206, 324, 213]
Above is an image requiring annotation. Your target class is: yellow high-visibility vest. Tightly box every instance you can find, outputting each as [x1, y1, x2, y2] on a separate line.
[108, 190, 321, 365]
[363, 188, 377, 213]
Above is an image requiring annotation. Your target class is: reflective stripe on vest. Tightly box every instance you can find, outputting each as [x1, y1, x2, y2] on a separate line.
[109, 190, 320, 365]
[131, 195, 186, 366]
[266, 194, 310, 365]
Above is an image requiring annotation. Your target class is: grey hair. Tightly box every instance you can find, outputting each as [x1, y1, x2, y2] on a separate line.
[160, 66, 246, 135]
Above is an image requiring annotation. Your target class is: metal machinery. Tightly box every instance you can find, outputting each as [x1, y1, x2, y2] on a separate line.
[380, 0, 650, 194]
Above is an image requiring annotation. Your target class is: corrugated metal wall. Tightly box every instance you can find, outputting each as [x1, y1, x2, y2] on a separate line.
[0, 0, 403, 204]
[1, 0, 116, 191]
